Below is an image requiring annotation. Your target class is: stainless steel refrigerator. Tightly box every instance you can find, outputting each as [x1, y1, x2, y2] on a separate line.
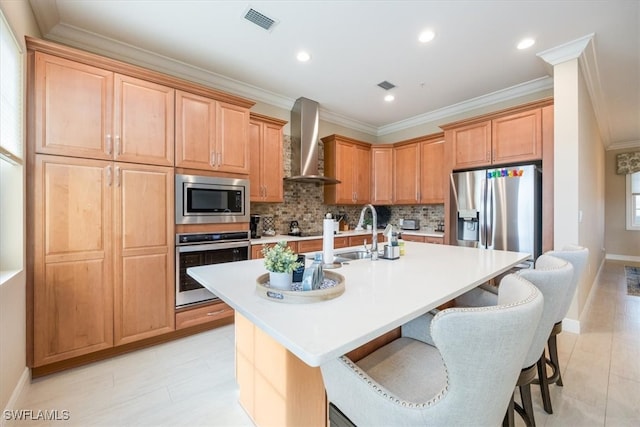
[449, 164, 542, 263]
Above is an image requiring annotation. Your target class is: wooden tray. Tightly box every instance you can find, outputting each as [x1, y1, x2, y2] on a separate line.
[256, 271, 345, 303]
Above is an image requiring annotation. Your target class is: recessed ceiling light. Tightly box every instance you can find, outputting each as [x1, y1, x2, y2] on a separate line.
[418, 30, 436, 43]
[384, 94, 395, 102]
[296, 51, 311, 62]
[517, 38, 535, 50]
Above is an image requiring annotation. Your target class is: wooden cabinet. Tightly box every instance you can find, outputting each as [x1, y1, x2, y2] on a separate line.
[175, 90, 250, 174]
[393, 142, 420, 204]
[251, 241, 298, 260]
[419, 139, 445, 204]
[401, 234, 425, 243]
[393, 134, 445, 205]
[370, 145, 394, 204]
[296, 239, 323, 253]
[323, 135, 371, 205]
[425, 236, 444, 244]
[235, 313, 326, 427]
[32, 155, 174, 365]
[175, 301, 233, 330]
[33, 155, 114, 366]
[249, 113, 286, 202]
[113, 163, 175, 346]
[348, 233, 383, 247]
[447, 107, 543, 170]
[34, 52, 174, 166]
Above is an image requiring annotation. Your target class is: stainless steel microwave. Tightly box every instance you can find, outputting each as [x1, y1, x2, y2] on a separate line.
[175, 174, 250, 224]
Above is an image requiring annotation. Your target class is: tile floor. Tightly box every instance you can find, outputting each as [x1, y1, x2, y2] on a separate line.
[5, 260, 640, 426]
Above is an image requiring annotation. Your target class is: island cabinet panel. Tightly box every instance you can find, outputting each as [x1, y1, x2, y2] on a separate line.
[33, 155, 114, 366]
[175, 91, 250, 174]
[34, 52, 175, 166]
[323, 135, 371, 205]
[235, 313, 327, 427]
[114, 164, 175, 345]
[370, 145, 393, 204]
[249, 113, 286, 202]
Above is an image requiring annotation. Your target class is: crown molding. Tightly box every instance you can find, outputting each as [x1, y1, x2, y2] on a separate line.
[537, 33, 594, 66]
[377, 76, 553, 136]
[606, 140, 640, 151]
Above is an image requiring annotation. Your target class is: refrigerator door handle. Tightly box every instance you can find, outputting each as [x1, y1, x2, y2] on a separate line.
[486, 175, 494, 250]
[480, 177, 487, 248]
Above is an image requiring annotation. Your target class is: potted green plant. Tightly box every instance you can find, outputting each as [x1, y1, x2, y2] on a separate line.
[262, 241, 303, 290]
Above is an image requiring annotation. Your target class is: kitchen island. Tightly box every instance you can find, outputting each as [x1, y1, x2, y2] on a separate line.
[188, 242, 529, 426]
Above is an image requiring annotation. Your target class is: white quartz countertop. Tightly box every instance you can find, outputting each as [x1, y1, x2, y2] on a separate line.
[188, 242, 528, 367]
[252, 229, 444, 245]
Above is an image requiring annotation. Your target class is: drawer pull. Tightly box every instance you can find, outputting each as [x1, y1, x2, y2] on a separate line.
[207, 309, 227, 316]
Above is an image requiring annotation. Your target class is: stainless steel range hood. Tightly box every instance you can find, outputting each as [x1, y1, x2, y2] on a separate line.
[284, 97, 340, 184]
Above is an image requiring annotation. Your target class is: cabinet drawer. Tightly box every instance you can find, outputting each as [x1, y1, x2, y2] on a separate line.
[176, 302, 233, 330]
[334, 236, 349, 248]
[297, 239, 323, 253]
[425, 236, 444, 245]
[402, 234, 426, 243]
[348, 233, 382, 247]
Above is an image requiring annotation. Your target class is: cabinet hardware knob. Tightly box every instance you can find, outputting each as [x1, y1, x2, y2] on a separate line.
[106, 135, 112, 155]
[207, 309, 226, 316]
[106, 166, 112, 186]
[115, 166, 121, 187]
[217, 152, 222, 167]
[115, 135, 121, 155]
[210, 152, 216, 167]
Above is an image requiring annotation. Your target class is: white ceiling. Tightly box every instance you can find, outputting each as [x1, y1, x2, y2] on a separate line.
[29, 0, 639, 147]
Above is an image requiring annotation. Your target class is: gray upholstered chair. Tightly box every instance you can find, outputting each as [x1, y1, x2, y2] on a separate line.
[456, 254, 573, 427]
[319, 274, 543, 427]
[536, 245, 589, 413]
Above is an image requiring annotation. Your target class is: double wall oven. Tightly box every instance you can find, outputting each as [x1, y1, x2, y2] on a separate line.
[175, 174, 250, 308]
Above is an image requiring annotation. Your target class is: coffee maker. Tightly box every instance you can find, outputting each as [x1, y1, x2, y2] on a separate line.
[250, 214, 261, 238]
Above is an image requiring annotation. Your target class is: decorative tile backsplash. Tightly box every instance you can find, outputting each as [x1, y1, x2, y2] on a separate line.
[250, 134, 445, 236]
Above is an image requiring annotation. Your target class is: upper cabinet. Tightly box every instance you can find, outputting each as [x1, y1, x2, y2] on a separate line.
[393, 134, 445, 205]
[370, 145, 393, 205]
[445, 101, 548, 170]
[34, 52, 174, 166]
[249, 113, 286, 202]
[323, 135, 371, 205]
[175, 91, 250, 174]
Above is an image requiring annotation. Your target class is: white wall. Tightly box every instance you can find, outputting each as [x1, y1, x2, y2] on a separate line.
[553, 57, 605, 325]
[0, 0, 40, 412]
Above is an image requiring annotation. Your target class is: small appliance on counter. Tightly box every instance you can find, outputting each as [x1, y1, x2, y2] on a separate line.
[401, 219, 420, 230]
[435, 221, 445, 233]
[289, 220, 302, 236]
[262, 215, 276, 236]
[250, 214, 261, 238]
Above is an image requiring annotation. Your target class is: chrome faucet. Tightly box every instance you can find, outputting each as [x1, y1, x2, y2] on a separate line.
[357, 204, 378, 260]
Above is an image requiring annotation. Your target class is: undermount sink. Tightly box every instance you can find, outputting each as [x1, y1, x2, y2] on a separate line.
[334, 250, 372, 261]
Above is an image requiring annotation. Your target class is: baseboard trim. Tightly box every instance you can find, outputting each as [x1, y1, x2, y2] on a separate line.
[606, 253, 640, 263]
[562, 318, 581, 334]
[1, 367, 30, 427]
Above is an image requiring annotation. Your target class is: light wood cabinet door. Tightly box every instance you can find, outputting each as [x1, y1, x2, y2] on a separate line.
[114, 75, 174, 166]
[249, 115, 285, 202]
[393, 142, 420, 204]
[175, 93, 249, 173]
[34, 52, 113, 160]
[354, 144, 371, 203]
[217, 101, 250, 174]
[492, 109, 542, 164]
[371, 146, 393, 204]
[420, 139, 445, 204]
[33, 155, 114, 366]
[114, 164, 175, 345]
[175, 90, 217, 170]
[323, 135, 371, 205]
[451, 120, 492, 169]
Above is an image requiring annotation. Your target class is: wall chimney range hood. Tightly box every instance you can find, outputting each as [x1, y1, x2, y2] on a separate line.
[285, 97, 340, 184]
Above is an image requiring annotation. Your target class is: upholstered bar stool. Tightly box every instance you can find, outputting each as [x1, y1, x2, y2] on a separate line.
[536, 245, 588, 413]
[320, 274, 543, 427]
[456, 255, 573, 427]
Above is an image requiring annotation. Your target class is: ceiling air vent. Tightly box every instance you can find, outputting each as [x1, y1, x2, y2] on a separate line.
[244, 8, 277, 31]
[377, 81, 396, 90]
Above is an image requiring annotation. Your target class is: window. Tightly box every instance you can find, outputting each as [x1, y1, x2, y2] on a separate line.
[627, 171, 640, 231]
[0, 9, 24, 280]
